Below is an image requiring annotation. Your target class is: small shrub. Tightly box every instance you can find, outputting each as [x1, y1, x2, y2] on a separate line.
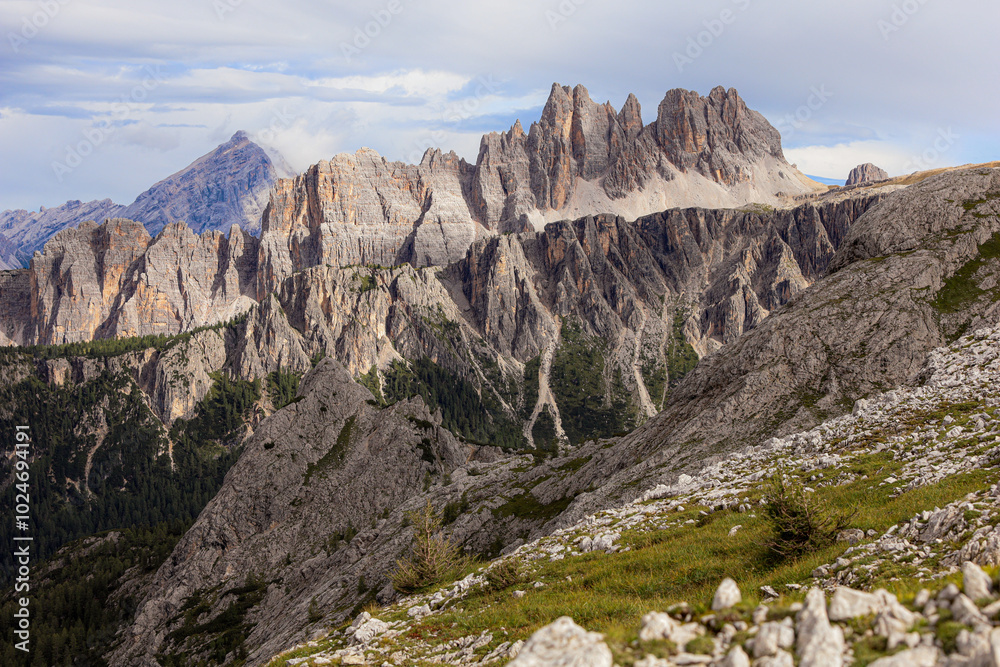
[484, 559, 528, 592]
[307, 596, 322, 623]
[762, 477, 854, 560]
[640, 639, 678, 659]
[391, 501, 469, 593]
[937, 621, 968, 654]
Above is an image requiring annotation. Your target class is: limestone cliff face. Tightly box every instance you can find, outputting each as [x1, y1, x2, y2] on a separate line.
[255, 148, 482, 300]
[255, 83, 822, 295]
[455, 195, 882, 366]
[23, 219, 258, 346]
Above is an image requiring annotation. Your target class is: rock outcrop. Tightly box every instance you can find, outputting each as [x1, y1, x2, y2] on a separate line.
[846, 163, 889, 186]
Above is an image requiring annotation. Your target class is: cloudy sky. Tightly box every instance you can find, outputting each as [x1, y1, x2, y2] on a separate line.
[0, 0, 997, 211]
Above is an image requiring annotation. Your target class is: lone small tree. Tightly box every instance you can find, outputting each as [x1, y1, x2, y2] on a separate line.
[762, 477, 855, 561]
[391, 501, 468, 593]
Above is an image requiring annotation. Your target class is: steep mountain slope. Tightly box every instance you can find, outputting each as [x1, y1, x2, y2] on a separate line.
[0, 132, 292, 269]
[266, 322, 1000, 667]
[540, 165, 1000, 524]
[103, 167, 1000, 665]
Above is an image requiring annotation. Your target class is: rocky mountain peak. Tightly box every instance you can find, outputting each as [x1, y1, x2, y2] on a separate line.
[655, 86, 783, 185]
[121, 130, 290, 236]
[0, 132, 293, 268]
[846, 162, 890, 186]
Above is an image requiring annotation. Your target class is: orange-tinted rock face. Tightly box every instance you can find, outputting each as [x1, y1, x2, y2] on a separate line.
[23, 219, 258, 345]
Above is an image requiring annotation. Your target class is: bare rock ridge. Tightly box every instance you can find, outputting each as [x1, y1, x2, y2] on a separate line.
[846, 162, 889, 186]
[2, 194, 882, 365]
[255, 84, 824, 295]
[0, 131, 292, 269]
[0, 199, 124, 270]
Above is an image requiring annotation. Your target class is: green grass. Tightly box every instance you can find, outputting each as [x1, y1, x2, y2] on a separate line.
[492, 491, 573, 522]
[931, 232, 1000, 313]
[303, 416, 356, 484]
[359, 463, 999, 660]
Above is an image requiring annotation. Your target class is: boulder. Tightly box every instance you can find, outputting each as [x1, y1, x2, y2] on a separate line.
[712, 578, 742, 611]
[508, 616, 613, 667]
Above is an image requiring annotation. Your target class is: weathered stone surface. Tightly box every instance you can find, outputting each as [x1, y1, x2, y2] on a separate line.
[507, 616, 613, 667]
[712, 578, 742, 610]
[846, 163, 889, 187]
[22, 219, 258, 345]
[796, 588, 844, 667]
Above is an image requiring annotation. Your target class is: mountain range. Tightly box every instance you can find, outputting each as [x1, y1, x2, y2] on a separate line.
[2, 82, 999, 667]
[0, 130, 295, 270]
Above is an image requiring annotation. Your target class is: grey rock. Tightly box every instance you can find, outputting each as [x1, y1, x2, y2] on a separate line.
[796, 588, 844, 667]
[867, 646, 938, 667]
[754, 621, 795, 658]
[963, 560, 995, 601]
[507, 616, 612, 667]
[846, 163, 889, 187]
[638, 612, 680, 642]
[717, 646, 751, 667]
[712, 578, 742, 611]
